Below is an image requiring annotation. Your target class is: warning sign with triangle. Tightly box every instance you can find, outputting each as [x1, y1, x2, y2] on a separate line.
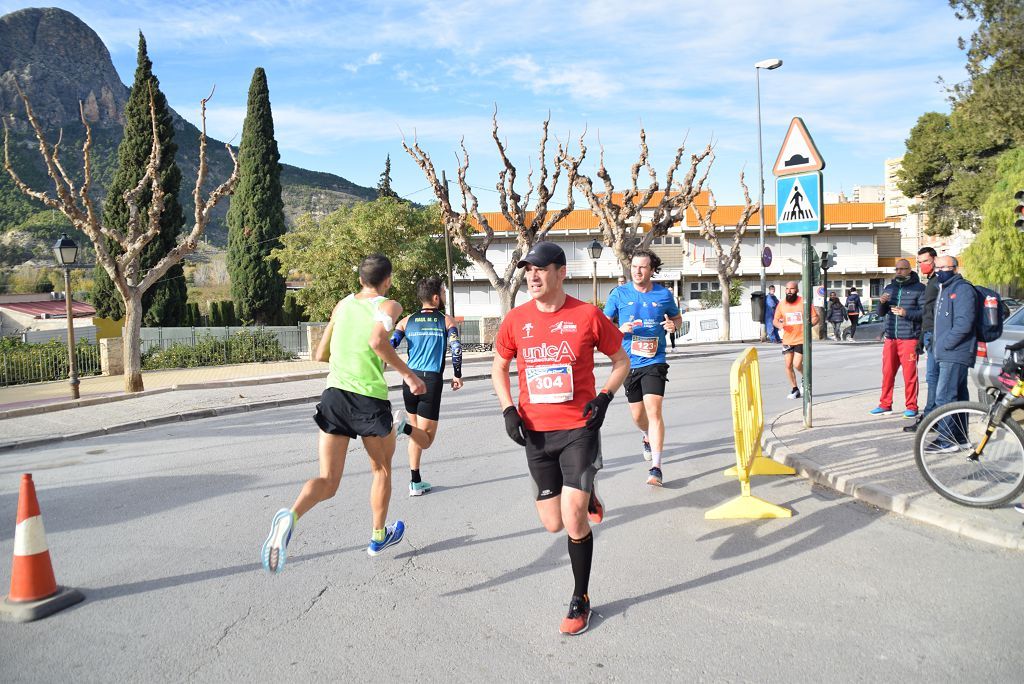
[773, 117, 825, 176]
[775, 171, 823, 236]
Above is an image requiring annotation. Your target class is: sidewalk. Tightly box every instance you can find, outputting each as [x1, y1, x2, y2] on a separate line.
[765, 391, 1024, 551]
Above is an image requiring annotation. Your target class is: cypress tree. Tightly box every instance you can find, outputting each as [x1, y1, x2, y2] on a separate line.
[93, 33, 188, 325]
[227, 67, 286, 325]
[377, 154, 399, 198]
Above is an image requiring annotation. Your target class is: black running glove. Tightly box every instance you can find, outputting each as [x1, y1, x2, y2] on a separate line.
[582, 391, 613, 430]
[503, 406, 527, 446]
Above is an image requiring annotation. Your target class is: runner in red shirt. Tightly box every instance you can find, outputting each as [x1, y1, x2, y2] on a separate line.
[492, 241, 629, 636]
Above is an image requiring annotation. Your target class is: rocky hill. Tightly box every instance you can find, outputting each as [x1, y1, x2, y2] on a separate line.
[0, 7, 377, 265]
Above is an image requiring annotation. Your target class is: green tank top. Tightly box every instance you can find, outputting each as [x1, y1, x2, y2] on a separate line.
[326, 294, 389, 400]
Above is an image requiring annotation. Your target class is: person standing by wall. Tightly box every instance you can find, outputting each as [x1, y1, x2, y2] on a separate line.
[764, 285, 781, 343]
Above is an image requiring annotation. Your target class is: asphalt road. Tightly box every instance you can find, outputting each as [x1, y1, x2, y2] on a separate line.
[1, 343, 1022, 681]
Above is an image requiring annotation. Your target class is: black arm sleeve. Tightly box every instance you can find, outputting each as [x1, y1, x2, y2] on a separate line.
[447, 326, 463, 378]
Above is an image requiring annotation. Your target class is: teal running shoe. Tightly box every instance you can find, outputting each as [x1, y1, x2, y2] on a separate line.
[409, 481, 432, 496]
[261, 508, 294, 573]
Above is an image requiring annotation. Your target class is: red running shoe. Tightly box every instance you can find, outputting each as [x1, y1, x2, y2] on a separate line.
[559, 594, 592, 635]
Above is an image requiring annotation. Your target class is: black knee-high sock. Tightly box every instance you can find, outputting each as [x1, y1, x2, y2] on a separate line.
[567, 531, 593, 598]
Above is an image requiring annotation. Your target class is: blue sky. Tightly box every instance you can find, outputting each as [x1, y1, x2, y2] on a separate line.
[4, 1, 972, 208]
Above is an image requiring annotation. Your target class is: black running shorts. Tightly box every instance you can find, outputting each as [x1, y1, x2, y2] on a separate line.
[524, 427, 602, 501]
[782, 344, 803, 355]
[624, 363, 669, 403]
[314, 387, 393, 438]
[403, 370, 444, 422]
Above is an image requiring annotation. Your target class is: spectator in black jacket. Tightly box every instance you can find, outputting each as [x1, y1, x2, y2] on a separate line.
[904, 246, 938, 432]
[826, 292, 846, 340]
[870, 259, 926, 418]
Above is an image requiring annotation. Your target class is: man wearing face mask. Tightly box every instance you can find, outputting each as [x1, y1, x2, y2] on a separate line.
[870, 259, 925, 417]
[904, 247, 938, 433]
[773, 281, 819, 399]
[922, 255, 977, 454]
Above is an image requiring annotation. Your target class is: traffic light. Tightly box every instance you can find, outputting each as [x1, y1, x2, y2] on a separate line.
[820, 246, 837, 271]
[1015, 190, 1024, 231]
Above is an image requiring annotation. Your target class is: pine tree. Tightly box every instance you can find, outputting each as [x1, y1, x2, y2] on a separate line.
[93, 33, 188, 325]
[377, 154, 399, 199]
[227, 67, 286, 325]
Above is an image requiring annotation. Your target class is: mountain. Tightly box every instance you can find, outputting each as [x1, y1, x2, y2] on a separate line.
[0, 7, 377, 264]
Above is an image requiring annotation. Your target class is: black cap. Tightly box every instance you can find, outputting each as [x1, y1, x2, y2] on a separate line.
[516, 241, 566, 269]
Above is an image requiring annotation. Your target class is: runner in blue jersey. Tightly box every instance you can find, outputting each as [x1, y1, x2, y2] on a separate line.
[390, 276, 464, 495]
[603, 249, 681, 486]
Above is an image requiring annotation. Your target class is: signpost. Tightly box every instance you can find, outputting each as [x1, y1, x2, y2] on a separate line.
[773, 117, 825, 427]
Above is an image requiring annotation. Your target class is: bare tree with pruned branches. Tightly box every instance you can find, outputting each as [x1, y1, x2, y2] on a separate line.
[3, 83, 238, 393]
[403, 109, 583, 313]
[563, 129, 714, 275]
[692, 172, 759, 341]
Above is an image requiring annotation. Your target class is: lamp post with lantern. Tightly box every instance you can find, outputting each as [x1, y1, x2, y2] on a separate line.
[755, 57, 783, 340]
[587, 239, 604, 305]
[53, 232, 80, 399]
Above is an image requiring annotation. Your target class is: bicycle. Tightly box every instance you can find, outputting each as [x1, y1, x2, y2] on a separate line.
[914, 339, 1024, 508]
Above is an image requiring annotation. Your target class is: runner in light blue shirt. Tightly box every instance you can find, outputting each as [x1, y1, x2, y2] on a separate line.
[603, 249, 681, 486]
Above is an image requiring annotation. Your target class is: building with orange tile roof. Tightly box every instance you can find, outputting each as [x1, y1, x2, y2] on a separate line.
[451, 190, 941, 319]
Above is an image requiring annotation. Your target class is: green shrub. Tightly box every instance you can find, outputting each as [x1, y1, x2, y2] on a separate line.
[140, 329, 295, 370]
[0, 337, 102, 386]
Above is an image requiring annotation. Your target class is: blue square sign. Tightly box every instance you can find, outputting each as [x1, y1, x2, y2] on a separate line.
[775, 171, 823, 236]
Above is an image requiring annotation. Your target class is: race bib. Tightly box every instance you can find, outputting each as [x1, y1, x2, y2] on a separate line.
[784, 311, 803, 326]
[525, 364, 574, 404]
[630, 335, 659, 358]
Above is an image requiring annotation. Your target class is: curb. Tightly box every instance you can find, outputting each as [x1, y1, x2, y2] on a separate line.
[762, 406, 1024, 551]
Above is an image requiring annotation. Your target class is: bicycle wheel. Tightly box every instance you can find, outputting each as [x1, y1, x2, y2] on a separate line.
[914, 401, 1024, 508]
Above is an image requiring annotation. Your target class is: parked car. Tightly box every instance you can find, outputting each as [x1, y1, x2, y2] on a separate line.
[972, 305, 1024, 404]
[1002, 297, 1021, 311]
[841, 311, 884, 341]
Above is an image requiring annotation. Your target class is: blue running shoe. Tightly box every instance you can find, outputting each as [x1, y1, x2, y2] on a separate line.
[261, 508, 294, 574]
[393, 411, 409, 439]
[409, 480, 432, 496]
[903, 410, 918, 419]
[646, 467, 663, 487]
[641, 437, 652, 462]
[869, 406, 893, 416]
[367, 520, 405, 556]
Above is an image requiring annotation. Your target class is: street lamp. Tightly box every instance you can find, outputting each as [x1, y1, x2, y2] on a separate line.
[53, 232, 80, 400]
[755, 57, 783, 341]
[587, 239, 604, 305]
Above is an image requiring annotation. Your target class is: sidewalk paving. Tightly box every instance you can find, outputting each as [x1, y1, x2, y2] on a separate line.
[765, 390, 1024, 551]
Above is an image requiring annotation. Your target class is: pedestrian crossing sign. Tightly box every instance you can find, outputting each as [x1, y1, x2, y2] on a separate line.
[775, 171, 823, 235]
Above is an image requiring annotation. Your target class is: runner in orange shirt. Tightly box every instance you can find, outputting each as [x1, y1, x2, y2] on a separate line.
[772, 280, 820, 399]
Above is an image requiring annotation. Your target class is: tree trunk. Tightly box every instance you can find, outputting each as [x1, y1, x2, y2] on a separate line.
[122, 292, 145, 393]
[498, 284, 518, 314]
[718, 271, 731, 342]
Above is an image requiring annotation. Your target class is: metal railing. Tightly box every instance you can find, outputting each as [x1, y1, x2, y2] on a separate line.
[139, 327, 301, 370]
[0, 342, 102, 387]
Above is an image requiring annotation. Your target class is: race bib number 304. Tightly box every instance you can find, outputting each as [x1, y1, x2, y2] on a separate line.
[525, 364, 574, 404]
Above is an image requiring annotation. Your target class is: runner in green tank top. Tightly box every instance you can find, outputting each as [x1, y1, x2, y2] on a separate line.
[262, 254, 428, 573]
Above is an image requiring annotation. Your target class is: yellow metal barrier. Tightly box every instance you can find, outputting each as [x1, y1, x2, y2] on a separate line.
[705, 346, 795, 520]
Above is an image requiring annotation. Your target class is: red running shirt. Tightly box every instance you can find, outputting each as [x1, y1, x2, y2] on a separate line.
[495, 295, 623, 432]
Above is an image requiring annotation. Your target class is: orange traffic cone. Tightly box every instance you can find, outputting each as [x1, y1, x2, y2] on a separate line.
[1, 474, 83, 623]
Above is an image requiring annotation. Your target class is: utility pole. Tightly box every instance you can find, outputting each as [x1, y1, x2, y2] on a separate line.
[802, 236, 813, 427]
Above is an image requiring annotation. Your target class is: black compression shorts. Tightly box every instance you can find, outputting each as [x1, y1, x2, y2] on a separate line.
[314, 387, 393, 438]
[403, 370, 444, 422]
[782, 344, 803, 355]
[625, 363, 669, 403]
[524, 427, 602, 501]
